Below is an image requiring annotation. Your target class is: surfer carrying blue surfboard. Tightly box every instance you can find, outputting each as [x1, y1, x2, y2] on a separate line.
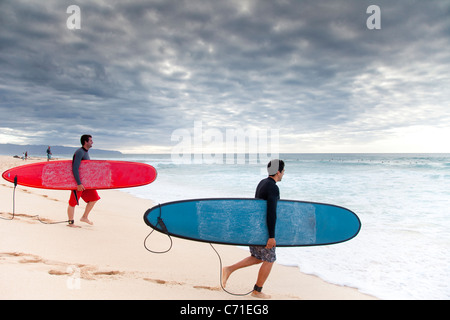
[222, 159, 285, 299]
[67, 135, 100, 227]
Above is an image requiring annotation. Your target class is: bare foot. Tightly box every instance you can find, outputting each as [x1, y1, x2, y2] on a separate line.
[251, 291, 271, 299]
[80, 217, 93, 225]
[222, 267, 231, 288]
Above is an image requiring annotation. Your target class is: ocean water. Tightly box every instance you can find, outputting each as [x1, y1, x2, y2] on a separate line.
[107, 153, 450, 300]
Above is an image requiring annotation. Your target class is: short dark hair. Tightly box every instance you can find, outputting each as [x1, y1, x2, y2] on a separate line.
[267, 159, 285, 176]
[80, 134, 92, 146]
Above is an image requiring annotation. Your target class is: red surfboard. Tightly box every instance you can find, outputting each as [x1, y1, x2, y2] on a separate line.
[2, 160, 157, 190]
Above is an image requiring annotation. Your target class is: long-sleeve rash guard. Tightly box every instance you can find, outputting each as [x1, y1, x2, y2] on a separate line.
[72, 147, 90, 185]
[255, 177, 280, 239]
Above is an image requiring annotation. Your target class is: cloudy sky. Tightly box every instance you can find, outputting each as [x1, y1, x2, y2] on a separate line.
[1, 0, 449, 153]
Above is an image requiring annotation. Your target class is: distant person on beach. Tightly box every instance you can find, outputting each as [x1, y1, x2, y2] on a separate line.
[46, 146, 52, 161]
[67, 135, 100, 227]
[222, 159, 285, 299]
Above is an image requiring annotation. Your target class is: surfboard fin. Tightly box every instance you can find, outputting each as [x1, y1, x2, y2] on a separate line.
[157, 217, 168, 234]
[72, 190, 79, 206]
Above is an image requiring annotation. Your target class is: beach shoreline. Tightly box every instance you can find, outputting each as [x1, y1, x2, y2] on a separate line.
[0, 156, 377, 300]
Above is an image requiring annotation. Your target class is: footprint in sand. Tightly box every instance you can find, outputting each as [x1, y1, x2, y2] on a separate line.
[0, 252, 222, 293]
[0, 252, 124, 280]
[48, 269, 71, 276]
[39, 194, 60, 202]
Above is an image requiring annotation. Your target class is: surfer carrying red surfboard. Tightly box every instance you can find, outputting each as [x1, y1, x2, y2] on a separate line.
[67, 135, 101, 227]
[222, 159, 285, 299]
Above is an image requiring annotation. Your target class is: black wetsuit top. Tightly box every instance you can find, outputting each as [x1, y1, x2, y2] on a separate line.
[255, 177, 279, 238]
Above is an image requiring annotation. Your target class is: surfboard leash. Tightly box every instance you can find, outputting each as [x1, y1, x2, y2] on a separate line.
[1, 174, 70, 224]
[142, 204, 251, 296]
[209, 243, 253, 297]
[0, 175, 17, 221]
[143, 204, 173, 254]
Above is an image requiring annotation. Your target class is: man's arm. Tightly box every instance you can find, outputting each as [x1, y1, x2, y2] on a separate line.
[265, 185, 279, 248]
[72, 150, 83, 187]
[266, 194, 277, 239]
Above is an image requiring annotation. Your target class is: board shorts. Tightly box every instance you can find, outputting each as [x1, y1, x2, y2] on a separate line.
[69, 189, 100, 207]
[250, 245, 276, 263]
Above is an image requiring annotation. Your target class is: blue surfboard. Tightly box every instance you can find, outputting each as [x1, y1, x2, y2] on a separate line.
[143, 198, 361, 247]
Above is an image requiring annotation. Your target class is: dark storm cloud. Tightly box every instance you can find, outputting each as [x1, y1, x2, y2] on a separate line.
[1, 0, 449, 152]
